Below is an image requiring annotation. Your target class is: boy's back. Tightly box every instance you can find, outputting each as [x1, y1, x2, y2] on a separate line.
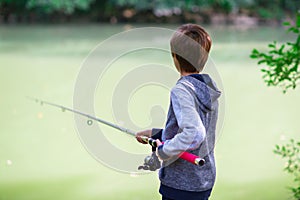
[158, 73, 220, 199]
[136, 24, 221, 200]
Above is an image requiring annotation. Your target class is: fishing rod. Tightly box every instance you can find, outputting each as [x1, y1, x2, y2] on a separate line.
[28, 97, 205, 169]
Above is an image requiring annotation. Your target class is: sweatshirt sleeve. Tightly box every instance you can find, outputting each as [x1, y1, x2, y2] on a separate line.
[151, 128, 162, 140]
[157, 85, 206, 160]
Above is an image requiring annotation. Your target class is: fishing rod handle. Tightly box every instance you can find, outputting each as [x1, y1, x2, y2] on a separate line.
[180, 152, 205, 166]
[140, 136, 205, 166]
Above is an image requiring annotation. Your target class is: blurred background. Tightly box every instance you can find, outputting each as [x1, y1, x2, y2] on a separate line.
[0, 0, 300, 200]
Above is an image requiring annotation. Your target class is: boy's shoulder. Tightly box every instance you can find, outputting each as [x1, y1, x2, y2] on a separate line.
[170, 79, 195, 100]
[171, 75, 197, 93]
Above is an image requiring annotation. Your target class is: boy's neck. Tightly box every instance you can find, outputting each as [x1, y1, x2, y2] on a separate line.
[180, 71, 199, 77]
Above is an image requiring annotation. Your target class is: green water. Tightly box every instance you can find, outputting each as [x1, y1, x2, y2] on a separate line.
[0, 24, 299, 200]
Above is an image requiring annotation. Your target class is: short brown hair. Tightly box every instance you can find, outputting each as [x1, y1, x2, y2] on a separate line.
[170, 24, 212, 73]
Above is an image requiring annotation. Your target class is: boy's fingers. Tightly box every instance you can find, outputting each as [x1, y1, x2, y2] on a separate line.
[135, 130, 152, 144]
[136, 130, 151, 137]
[135, 136, 148, 144]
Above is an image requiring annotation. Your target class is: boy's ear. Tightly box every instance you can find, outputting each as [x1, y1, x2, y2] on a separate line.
[173, 55, 178, 63]
[172, 53, 176, 58]
[172, 54, 181, 73]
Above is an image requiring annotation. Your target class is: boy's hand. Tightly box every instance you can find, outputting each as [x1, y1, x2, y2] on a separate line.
[155, 139, 164, 160]
[156, 139, 163, 147]
[135, 129, 152, 144]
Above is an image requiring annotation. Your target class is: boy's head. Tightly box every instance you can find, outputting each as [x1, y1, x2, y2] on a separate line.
[170, 24, 212, 73]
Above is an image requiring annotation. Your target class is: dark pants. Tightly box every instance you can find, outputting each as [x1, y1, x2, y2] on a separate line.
[162, 197, 210, 200]
[162, 196, 210, 200]
[162, 189, 212, 200]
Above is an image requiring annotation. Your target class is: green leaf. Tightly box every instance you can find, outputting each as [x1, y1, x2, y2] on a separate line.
[282, 146, 286, 152]
[250, 54, 257, 59]
[283, 21, 291, 26]
[258, 60, 266, 64]
[297, 14, 300, 28]
[268, 43, 276, 48]
[279, 45, 285, 54]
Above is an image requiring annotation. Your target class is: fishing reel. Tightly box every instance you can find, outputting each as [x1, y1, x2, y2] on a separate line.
[138, 152, 161, 171]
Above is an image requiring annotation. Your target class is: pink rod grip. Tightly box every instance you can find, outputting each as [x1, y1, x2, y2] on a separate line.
[179, 152, 205, 166]
[161, 141, 205, 166]
[142, 137, 205, 166]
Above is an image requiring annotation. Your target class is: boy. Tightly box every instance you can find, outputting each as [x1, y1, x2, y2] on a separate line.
[136, 24, 221, 200]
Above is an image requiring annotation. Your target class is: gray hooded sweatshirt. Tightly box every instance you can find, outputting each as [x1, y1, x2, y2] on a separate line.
[156, 73, 221, 192]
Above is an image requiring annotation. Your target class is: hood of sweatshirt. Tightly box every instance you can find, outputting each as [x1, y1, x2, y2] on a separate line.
[177, 74, 221, 112]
